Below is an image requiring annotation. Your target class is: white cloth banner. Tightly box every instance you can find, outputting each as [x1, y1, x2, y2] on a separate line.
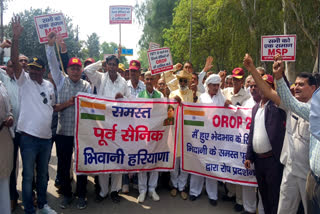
[75, 93, 179, 174]
[181, 103, 258, 187]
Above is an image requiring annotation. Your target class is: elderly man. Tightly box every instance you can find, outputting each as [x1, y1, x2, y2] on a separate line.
[244, 54, 317, 214]
[0, 80, 14, 214]
[84, 54, 131, 204]
[225, 75, 233, 88]
[127, 60, 145, 97]
[136, 71, 163, 203]
[189, 74, 225, 206]
[222, 67, 250, 212]
[11, 16, 56, 214]
[169, 69, 200, 200]
[46, 32, 92, 210]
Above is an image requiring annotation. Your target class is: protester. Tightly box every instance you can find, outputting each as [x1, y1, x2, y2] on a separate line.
[169, 69, 199, 200]
[157, 78, 170, 97]
[11, 16, 57, 214]
[189, 74, 225, 206]
[244, 53, 317, 214]
[46, 32, 92, 210]
[0, 80, 14, 214]
[222, 67, 250, 212]
[136, 71, 163, 203]
[84, 54, 131, 203]
[84, 58, 95, 68]
[244, 75, 253, 92]
[244, 54, 286, 214]
[225, 75, 233, 88]
[0, 41, 21, 211]
[118, 63, 126, 78]
[256, 67, 265, 76]
[18, 54, 29, 71]
[127, 60, 145, 96]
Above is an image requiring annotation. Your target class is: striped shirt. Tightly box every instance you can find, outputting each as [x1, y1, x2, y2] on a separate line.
[276, 77, 320, 177]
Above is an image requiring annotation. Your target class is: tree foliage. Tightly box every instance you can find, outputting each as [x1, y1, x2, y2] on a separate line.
[86, 32, 100, 61]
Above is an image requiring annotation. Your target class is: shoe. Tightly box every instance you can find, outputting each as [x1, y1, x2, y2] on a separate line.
[180, 191, 188, 200]
[59, 196, 73, 209]
[148, 191, 160, 201]
[170, 188, 177, 197]
[37, 204, 57, 214]
[137, 192, 146, 203]
[94, 193, 106, 203]
[234, 203, 244, 212]
[209, 199, 217, 206]
[11, 200, 17, 212]
[54, 178, 61, 189]
[122, 184, 129, 193]
[110, 191, 120, 203]
[222, 195, 236, 202]
[76, 198, 87, 210]
[189, 195, 197, 201]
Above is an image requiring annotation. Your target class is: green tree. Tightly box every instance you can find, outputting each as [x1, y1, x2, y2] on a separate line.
[86, 32, 100, 61]
[99, 41, 128, 67]
[135, 0, 179, 49]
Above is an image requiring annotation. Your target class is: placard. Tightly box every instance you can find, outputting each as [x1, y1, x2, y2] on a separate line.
[147, 48, 173, 75]
[261, 35, 296, 61]
[109, 5, 133, 24]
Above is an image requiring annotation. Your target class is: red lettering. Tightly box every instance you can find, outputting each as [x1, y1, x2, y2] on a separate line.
[282, 49, 288, 55]
[268, 49, 275, 55]
[245, 117, 252, 130]
[156, 59, 167, 64]
[237, 117, 242, 129]
[44, 27, 62, 36]
[229, 116, 236, 128]
[221, 115, 229, 128]
[212, 115, 220, 127]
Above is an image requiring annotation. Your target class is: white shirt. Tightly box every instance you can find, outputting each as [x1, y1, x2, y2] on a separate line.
[252, 101, 272, 154]
[84, 61, 131, 98]
[15, 72, 55, 139]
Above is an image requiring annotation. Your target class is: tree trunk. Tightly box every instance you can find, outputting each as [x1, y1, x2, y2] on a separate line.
[283, 0, 296, 83]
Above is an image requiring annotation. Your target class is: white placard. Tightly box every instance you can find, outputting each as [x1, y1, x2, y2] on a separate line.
[109, 5, 133, 24]
[261, 35, 296, 61]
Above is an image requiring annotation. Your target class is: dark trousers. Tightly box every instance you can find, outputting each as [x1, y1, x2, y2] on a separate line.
[56, 135, 87, 198]
[255, 156, 283, 214]
[306, 171, 320, 214]
[9, 132, 20, 201]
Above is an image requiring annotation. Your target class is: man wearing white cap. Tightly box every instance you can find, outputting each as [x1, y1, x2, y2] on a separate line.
[189, 74, 225, 206]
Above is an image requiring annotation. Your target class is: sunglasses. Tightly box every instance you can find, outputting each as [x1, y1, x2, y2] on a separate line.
[40, 92, 48, 104]
[179, 79, 188, 83]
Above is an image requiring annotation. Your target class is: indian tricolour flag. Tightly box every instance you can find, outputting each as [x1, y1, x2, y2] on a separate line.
[80, 101, 106, 121]
[184, 109, 205, 127]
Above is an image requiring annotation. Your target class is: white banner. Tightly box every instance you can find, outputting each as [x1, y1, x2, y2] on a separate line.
[147, 47, 173, 75]
[109, 5, 133, 24]
[181, 103, 257, 186]
[261, 35, 296, 61]
[75, 93, 179, 174]
[34, 13, 68, 44]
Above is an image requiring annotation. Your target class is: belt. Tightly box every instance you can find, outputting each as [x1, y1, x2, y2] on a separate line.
[311, 171, 320, 184]
[256, 151, 273, 159]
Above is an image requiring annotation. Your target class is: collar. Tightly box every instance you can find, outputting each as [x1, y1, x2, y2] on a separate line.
[128, 80, 144, 89]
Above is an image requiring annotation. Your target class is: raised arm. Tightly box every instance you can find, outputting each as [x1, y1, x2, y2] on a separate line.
[11, 16, 24, 80]
[83, 60, 103, 88]
[45, 32, 65, 92]
[273, 56, 310, 121]
[243, 53, 280, 105]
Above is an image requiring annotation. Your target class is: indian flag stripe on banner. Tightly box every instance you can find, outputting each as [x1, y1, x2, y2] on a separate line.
[80, 101, 106, 110]
[183, 110, 205, 127]
[80, 101, 106, 121]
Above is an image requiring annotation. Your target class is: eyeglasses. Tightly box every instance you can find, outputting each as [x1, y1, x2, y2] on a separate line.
[250, 85, 258, 89]
[40, 92, 48, 104]
[179, 79, 188, 83]
[145, 78, 153, 81]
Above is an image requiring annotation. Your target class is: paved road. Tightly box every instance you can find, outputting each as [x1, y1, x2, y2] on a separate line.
[13, 146, 238, 214]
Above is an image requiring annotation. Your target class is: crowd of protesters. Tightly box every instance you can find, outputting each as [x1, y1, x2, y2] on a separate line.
[0, 16, 319, 214]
